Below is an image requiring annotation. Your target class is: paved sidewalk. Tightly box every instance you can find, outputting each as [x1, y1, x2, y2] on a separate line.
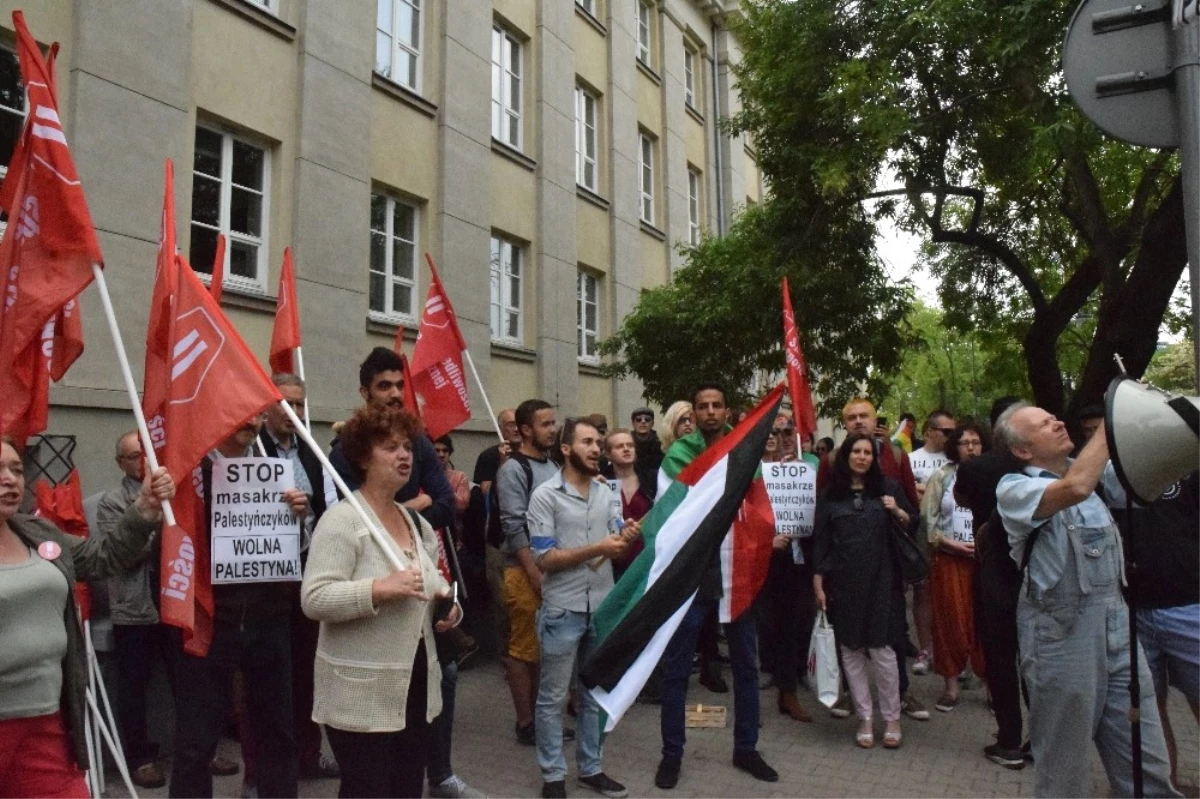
[110, 654, 1198, 798]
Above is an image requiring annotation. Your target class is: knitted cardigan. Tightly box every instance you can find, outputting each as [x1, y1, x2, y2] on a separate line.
[300, 493, 448, 732]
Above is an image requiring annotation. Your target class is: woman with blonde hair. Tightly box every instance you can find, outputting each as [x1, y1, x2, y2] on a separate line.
[658, 401, 695, 453]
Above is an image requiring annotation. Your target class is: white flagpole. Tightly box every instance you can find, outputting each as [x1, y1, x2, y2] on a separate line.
[278, 400, 405, 572]
[84, 624, 138, 797]
[85, 689, 139, 798]
[461, 349, 505, 444]
[295, 346, 311, 429]
[91, 264, 177, 528]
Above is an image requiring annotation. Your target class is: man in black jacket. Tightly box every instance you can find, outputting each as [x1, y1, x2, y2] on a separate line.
[630, 407, 662, 496]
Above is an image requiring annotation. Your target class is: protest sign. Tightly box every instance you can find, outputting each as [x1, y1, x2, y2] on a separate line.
[606, 479, 623, 517]
[763, 460, 816, 537]
[950, 505, 974, 544]
[210, 457, 301, 583]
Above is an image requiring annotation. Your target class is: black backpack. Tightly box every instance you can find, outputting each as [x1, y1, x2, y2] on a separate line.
[485, 453, 534, 550]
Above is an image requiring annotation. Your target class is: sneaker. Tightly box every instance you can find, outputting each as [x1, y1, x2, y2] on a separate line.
[516, 721, 536, 745]
[732, 751, 779, 783]
[300, 753, 340, 779]
[578, 772, 629, 798]
[541, 780, 567, 798]
[984, 743, 1026, 770]
[829, 693, 853, 718]
[901, 693, 930, 721]
[209, 756, 240, 776]
[654, 757, 681, 790]
[911, 650, 931, 675]
[934, 694, 959, 713]
[431, 775, 486, 798]
[131, 763, 166, 789]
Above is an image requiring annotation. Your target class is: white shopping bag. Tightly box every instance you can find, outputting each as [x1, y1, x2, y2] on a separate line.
[807, 610, 840, 708]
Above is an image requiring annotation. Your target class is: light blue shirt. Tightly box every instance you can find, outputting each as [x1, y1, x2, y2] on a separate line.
[997, 461, 1126, 600]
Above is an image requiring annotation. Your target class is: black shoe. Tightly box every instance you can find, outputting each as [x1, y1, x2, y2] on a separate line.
[654, 757, 681, 790]
[1021, 740, 1034, 763]
[542, 780, 567, 798]
[732, 751, 778, 783]
[578, 772, 628, 798]
[564, 727, 576, 742]
[516, 721, 536, 745]
[984, 744, 1026, 770]
[699, 667, 728, 694]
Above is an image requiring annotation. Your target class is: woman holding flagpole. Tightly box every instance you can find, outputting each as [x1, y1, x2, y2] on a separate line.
[0, 436, 175, 798]
[302, 407, 460, 799]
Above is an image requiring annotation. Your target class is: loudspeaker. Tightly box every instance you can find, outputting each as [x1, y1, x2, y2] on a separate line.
[1105, 376, 1200, 504]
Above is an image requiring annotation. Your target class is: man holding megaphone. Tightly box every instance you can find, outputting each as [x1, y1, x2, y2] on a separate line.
[993, 404, 1179, 799]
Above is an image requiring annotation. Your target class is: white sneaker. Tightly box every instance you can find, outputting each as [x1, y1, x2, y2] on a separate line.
[430, 775, 486, 798]
[911, 650, 931, 675]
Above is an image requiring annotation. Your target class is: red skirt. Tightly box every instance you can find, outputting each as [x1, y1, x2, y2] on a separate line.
[930, 551, 987, 680]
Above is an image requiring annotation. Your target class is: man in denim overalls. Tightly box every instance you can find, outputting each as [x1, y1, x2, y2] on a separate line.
[995, 404, 1179, 798]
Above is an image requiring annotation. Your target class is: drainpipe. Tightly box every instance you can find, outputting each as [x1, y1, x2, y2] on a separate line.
[710, 19, 726, 236]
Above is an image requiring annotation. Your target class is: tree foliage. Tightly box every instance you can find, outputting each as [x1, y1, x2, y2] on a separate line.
[1143, 339, 1198, 394]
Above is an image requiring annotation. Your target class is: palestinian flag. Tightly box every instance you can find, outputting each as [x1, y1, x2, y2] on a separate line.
[580, 384, 784, 731]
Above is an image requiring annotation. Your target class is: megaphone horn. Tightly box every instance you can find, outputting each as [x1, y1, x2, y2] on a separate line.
[1104, 376, 1200, 505]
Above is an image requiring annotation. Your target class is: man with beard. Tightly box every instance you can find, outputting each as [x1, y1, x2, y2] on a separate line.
[169, 417, 309, 798]
[528, 418, 635, 799]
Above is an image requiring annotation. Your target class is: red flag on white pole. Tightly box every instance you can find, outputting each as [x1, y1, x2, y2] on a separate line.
[409, 256, 470, 439]
[781, 277, 817, 443]
[269, 247, 301, 374]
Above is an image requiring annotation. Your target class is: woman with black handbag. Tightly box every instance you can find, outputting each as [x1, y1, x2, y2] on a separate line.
[813, 433, 918, 750]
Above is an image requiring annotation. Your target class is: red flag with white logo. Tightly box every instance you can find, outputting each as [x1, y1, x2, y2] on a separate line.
[781, 277, 817, 443]
[0, 12, 103, 402]
[409, 256, 470, 439]
[269, 247, 301, 374]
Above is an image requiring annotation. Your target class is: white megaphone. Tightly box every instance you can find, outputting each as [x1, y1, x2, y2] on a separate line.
[1104, 376, 1200, 505]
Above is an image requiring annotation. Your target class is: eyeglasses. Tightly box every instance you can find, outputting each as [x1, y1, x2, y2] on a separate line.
[936, 427, 955, 435]
[632, 414, 653, 423]
[117, 452, 142, 462]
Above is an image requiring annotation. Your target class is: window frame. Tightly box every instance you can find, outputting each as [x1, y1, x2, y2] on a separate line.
[638, 132, 655, 225]
[368, 191, 420, 324]
[0, 45, 25, 195]
[575, 86, 598, 191]
[635, 0, 652, 65]
[190, 124, 272, 294]
[577, 270, 600, 364]
[491, 26, 523, 150]
[490, 234, 524, 345]
[375, 0, 423, 92]
[687, 167, 702, 245]
[683, 46, 697, 109]
[576, 0, 596, 15]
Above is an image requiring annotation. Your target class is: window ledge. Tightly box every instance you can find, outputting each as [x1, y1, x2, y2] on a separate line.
[207, 0, 296, 41]
[639, 219, 666, 241]
[366, 315, 417, 339]
[575, 4, 608, 35]
[491, 341, 537, 362]
[372, 73, 438, 118]
[744, 142, 758, 159]
[636, 58, 662, 86]
[218, 285, 278, 313]
[492, 139, 537, 172]
[578, 360, 605, 376]
[685, 103, 705, 126]
[576, 184, 610, 210]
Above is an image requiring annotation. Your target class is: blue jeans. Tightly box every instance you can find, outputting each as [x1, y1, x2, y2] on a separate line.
[535, 606, 603, 783]
[1137, 604, 1200, 706]
[427, 659, 457, 787]
[661, 598, 759, 760]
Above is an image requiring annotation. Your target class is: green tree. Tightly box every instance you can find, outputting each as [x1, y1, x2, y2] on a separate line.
[1143, 340, 1198, 394]
[727, 0, 1186, 419]
[878, 301, 1029, 423]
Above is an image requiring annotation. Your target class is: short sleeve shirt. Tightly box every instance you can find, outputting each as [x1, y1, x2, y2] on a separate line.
[527, 472, 621, 612]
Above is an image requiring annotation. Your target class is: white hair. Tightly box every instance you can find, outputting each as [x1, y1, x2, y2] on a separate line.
[992, 402, 1032, 455]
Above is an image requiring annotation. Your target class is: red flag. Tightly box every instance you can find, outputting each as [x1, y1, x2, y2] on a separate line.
[409, 256, 470, 439]
[781, 277, 817, 443]
[269, 248, 301, 374]
[0, 12, 102, 380]
[142, 161, 178, 434]
[210, 233, 226, 304]
[393, 324, 406, 356]
[392, 325, 422, 421]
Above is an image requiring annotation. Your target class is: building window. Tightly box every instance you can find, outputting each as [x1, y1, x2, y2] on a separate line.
[683, 47, 697, 109]
[575, 87, 598, 191]
[638, 133, 655, 225]
[190, 125, 269, 290]
[491, 27, 522, 149]
[490, 235, 522, 344]
[576, 0, 596, 15]
[376, 0, 421, 90]
[577, 270, 599, 363]
[635, 1, 652, 65]
[0, 47, 24, 190]
[687, 168, 702, 245]
[252, 0, 278, 12]
[369, 192, 418, 320]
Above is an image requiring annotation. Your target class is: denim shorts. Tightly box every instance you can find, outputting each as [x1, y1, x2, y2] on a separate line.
[1136, 603, 1200, 705]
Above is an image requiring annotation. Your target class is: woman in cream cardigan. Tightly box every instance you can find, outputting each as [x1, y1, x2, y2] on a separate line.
[302, 406, 459, 799]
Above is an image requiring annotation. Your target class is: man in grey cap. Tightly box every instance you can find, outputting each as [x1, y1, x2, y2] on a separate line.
[630, 407, 661, 495]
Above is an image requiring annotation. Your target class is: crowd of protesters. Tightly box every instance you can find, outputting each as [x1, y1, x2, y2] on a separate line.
[1, 347, 1196, 799]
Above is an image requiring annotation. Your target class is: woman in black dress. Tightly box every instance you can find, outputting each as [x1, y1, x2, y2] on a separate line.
[812, 433, 917, 749]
